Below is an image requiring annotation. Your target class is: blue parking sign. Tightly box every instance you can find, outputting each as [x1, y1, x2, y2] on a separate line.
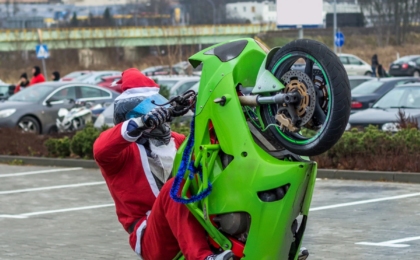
[334, 32, 345, 47]
[36, 45, 49, 59]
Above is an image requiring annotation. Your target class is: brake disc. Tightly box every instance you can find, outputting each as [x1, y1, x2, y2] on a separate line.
[280, 70, 316, 128]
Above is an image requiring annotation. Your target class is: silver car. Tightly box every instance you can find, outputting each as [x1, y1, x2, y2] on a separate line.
[76, 71, 121, 85]
[0, 82, 119, 134]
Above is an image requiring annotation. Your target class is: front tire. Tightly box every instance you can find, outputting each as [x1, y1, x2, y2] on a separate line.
[18, 116, 40, 134]
[260, 39, 351, 156]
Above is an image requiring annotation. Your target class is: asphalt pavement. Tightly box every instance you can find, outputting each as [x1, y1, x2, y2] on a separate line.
[0, 164, 419, 259]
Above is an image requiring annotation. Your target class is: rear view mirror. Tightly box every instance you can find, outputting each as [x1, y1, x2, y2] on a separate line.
[58, 108, 69, 117]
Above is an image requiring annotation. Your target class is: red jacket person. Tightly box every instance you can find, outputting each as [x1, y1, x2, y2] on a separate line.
[94, 68, 234, 260]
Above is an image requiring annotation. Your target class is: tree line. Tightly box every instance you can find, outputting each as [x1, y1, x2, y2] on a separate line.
[360, 0, 420, 46]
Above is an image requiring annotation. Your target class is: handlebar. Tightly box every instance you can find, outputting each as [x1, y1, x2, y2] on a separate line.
[144, 90, 197, 128]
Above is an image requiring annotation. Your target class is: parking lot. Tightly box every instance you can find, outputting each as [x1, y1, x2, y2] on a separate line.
[0, 164, 419, 259]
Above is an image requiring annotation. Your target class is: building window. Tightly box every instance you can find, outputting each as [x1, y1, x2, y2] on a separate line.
[243, 6, 246, 12]
[251, 6, 255, 13]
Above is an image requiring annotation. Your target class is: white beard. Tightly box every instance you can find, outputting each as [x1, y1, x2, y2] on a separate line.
[149, 138, 177, 183]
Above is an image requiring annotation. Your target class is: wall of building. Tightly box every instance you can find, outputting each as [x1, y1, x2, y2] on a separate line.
[226, 1, 276, 24]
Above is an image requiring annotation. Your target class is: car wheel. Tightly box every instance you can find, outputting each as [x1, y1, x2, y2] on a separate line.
[18, 116, 40, 134]
[365, 71, 372, 76]
[413, 71, 420, 77]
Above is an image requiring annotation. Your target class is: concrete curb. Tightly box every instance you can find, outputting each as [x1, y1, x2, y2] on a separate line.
[317, 169, 420, 183]
[1, 155, 420, 183]
[0, 155, 99, 169]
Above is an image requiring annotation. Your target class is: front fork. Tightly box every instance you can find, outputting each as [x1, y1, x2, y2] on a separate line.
[237, 92, 302, 132]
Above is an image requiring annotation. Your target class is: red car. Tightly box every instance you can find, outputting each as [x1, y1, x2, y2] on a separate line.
[61, 71, 94, 81]
[97, 75, 122, 93]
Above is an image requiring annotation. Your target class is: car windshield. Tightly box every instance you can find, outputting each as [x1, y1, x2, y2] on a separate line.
[349, 79, 372, 89]
[394, 56, 416, 64]
[142, 67, 158, 73]
[351, 80, 385, 95]
[158, 80, 178, 89]
[75, 74, 93, 81]
[0, 85, 9, 95]
[190, 82, 200, 92]
[9, 84, 56, 102]
[373, 86, 420, 109]
[64, 72, 87, 78]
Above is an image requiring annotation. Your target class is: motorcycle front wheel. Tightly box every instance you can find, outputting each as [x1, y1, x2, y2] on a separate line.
[259, 39, 351, 156]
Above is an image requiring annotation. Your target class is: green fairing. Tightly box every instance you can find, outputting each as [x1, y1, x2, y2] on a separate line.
[173, 38, 317, 260]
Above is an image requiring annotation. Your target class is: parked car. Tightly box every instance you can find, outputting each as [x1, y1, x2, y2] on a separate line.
[0, 84, 15, 100]
[97, 75, 122, 93]
[338, 54, 372, 76]
[142, 66, 186, 76]
[94, 102, 115, 129]
[60, 71, 94, 82]
[0, 82, 118, 134]
[351, 77, 420, 113]
[348, 75, 374, 89]
[76, 71, 121, 84]
[348, 83, 420, 131]
[164, 77, 200, 98]
[389, 55, 420, 77]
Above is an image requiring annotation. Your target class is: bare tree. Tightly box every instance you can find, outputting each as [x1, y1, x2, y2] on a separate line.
[360, 0, 420, 46]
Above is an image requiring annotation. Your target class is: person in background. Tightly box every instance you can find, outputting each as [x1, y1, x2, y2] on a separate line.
[52, 71, 60, 81]
[377, 64, 388, 78]
[371, 54, 379, 77]
[30, 66, 45, 85]
[14, 73, 30, 94]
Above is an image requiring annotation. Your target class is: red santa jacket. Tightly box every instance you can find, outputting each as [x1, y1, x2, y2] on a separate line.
[29, 74, 45, 86]
[93, 120, 185, 255]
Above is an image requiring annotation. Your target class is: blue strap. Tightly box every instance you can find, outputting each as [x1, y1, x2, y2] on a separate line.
[170, 111, 213, 204]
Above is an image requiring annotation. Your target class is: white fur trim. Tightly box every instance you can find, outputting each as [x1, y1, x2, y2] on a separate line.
[134, 210, 150, 258]
[137, 144, 160, 197]
[115, 87, 159, 101]
[121, 120, 142, 142]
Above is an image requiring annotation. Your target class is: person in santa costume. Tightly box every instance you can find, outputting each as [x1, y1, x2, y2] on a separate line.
[94, 68, 234, 260]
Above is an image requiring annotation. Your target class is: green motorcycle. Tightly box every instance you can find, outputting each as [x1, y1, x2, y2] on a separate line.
[163, 38, 350, 260]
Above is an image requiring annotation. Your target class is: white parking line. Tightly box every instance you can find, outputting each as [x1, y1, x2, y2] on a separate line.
[310, 192, 420, 211]
[0, 204, 115, 219]
[356, 236, 420, 248]
[0, 167, 83, 178]
[0, 181, 105, 195]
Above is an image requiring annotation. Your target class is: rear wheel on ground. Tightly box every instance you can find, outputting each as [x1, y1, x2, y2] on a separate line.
[17, 116, 40, 134]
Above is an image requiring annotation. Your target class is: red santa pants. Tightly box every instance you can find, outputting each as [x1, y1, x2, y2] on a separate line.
[140, 178, 213, 260]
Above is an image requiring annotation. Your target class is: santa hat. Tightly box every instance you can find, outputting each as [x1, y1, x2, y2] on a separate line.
[115, 68, 160, 101]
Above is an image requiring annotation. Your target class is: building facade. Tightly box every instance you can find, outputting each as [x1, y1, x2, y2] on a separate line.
[226, 1, 276, 24]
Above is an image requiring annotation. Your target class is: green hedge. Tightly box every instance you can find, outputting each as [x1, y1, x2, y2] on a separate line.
[315, 125, 420, 172]
[45, 123, 109, 159]
[44, 122, 190, 159]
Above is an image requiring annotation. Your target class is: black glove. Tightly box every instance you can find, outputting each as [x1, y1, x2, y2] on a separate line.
[143, 107, 172, 128]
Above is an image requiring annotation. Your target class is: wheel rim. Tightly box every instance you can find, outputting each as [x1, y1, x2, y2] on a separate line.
[18, 120, 37, 133]
[267, 52, 332, 144]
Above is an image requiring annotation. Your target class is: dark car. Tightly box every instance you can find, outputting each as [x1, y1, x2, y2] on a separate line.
[389, 55, 420, 77]
[350, 77, 420, 113]
[0, 84, 15, 100]
[348, 83, 420, 131]
[0, 82, 119, 134]
[348, 75, 373, 89]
